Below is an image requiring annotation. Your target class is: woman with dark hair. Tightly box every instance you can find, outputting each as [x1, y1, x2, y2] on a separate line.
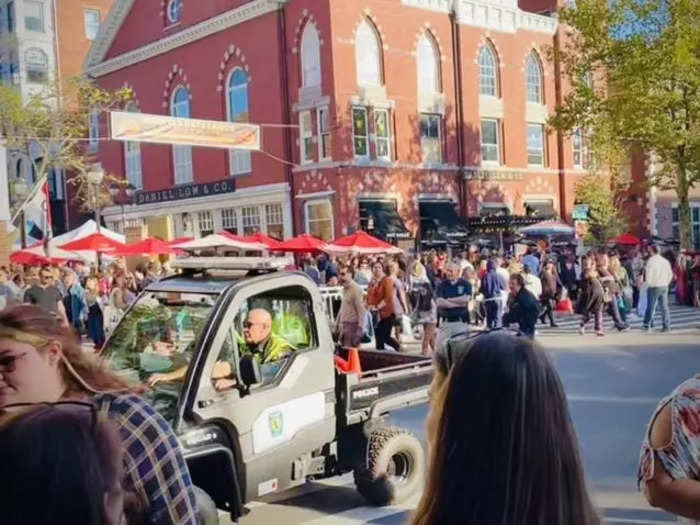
[414, 332, 599, 525]
[0, 403, 127, 525]
[0, 305, 199, 524]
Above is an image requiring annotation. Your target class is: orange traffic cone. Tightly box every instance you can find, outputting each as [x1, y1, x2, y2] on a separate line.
[347, 348, 362, 375]
[334, 355, 349, 373]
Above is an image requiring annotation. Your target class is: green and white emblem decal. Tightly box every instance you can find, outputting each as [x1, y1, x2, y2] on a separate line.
[268, 411, 283, 438]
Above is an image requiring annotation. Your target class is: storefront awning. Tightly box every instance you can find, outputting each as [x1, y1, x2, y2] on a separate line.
[466, 214, 550, 233]
[359, 200, 412, 240]
[419, 200, 468, 243]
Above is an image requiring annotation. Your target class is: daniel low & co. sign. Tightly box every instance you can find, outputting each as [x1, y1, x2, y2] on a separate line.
[136, 179, 236, 205]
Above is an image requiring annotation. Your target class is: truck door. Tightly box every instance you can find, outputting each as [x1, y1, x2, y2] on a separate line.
[186, 274, 337, 503]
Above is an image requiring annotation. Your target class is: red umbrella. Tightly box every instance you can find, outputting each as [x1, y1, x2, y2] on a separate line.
[324, 231, 402, 255]
[113, 237, 177, 256]
[167, 236, 193, 246]
[612, 233, 641, 246]
[276, 233, 327, 253]
[60, 233, 126, 253]
[243, 232, 283, 250]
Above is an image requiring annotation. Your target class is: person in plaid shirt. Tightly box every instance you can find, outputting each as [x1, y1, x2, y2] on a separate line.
[0, 305, 199, 524]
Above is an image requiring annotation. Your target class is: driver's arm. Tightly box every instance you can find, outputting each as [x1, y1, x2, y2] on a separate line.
[148, 366, 187, 386]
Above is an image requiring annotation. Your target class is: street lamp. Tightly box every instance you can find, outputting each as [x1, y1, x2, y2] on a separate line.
[109, 182, 136, 234]
[86, 165, 105, 233]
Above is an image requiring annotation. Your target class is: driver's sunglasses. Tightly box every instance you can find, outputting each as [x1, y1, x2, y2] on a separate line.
[443, 327, 520, 370]
[0, 401, 98, 434]
[242, 321, 263, 329]
[0, 353, 27, 373]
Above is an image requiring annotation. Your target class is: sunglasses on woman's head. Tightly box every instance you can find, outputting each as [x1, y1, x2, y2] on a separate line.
[442, 327, 521, 370]
[0, 401, 98, 434]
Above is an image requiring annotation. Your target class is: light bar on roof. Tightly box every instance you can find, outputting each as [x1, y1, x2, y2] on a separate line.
[171, 256, 293, 271]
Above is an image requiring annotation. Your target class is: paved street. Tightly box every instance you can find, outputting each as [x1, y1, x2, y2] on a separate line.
[225, 304, 700, 525]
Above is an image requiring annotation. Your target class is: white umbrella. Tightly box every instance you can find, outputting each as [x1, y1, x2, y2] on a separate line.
[172, 233, 267, 251]
[46, 219, 125, 263]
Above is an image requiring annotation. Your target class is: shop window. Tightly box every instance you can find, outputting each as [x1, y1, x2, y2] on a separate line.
[527, 123, 545, 167]
[221, 208, 237, 234]
[481, 119, 500, 164]
[24, 1, 43, 32]
[241, 206, 261, 235]
[417, 32, 440, 93]
[352, 107, 369, 158]
[374, 109, 391, 161]
[25, 48, 48, 84]
[355, 19, 382, 87]
[317, 107, 331, 160]
[265, 203, 284, 240]
[84, 9, 100, 40]
[171, 86, 193, 184]
[299, 110, 314, 164]
[305, 199, 333, 241]
[198, 211, 213, 237]
[525, 51, 543, 103]
[301, 22, 321, 89]
[478, 43, 498, 97]
[420, 114, 442, 164]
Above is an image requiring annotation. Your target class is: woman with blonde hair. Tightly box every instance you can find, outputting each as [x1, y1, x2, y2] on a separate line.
[0, 305, 199, 524]
[408, 261, 437, 355]
[414, 332, 599, 525]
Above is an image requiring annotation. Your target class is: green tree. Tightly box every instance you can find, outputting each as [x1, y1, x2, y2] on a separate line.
[0, 77, 132, 225]
[550, 0, 700, 249]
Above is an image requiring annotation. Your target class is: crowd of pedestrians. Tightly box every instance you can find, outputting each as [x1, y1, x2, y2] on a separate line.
[0, 260, 170, 350]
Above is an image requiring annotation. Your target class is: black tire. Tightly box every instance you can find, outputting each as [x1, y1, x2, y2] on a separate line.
[193, 486, 220, 525]
[353, 426, 425, 506]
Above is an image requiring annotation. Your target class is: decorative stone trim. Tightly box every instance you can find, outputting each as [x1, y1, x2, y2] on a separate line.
[352, 11, 388, 52]
[215, 45, 250, 93]
[86, 0, 281, 77]
[412, 24, 447, 63]
[292, 10, 323, 55]
[161, 65, 191, 109]
[400, 0, 557, 35]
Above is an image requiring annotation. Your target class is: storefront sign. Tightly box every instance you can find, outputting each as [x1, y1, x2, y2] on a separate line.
[110, 111, 261, 150]
[464, 169, 524, 181]
[572, 204, 590, 221]
[135, 179, 236, 205]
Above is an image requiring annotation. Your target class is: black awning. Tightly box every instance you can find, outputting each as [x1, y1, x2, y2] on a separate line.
[359, 200, 412, 240]
[419, 201, 468, 240]
[466, 214, 551, 233]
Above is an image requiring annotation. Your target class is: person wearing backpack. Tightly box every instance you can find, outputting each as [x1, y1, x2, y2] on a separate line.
[409, 262, 437, 356]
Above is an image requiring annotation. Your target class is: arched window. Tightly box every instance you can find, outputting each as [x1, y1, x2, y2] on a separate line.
[478, 43, 498, 96]
[228, 69, 251, 175]
[525, 51, 543, 103]
[25, 48, 48, 83]
[123, 102, 142, 189]
[166, 0, 182, 24]
[301, 22, 321, 88]
[417, 32, 440, 93]
[171, 86, 193, 184]
[355, 19, 382, 87]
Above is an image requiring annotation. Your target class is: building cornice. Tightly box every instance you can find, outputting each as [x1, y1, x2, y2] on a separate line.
[401, 0, 558, 35]
[86, 0, 283, 78]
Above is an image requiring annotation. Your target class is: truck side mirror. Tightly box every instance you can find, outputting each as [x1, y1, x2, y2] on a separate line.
[240, 354, 262, 386]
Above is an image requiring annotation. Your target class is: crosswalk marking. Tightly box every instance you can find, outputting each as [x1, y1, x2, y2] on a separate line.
[538, 304, 700, 334]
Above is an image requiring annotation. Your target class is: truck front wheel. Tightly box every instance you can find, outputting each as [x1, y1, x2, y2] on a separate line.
[353, 427, 425, 506]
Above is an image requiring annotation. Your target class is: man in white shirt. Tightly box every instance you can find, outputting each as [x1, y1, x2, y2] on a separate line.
[458, 249, 474, 273]
[643, 245, 674, 332]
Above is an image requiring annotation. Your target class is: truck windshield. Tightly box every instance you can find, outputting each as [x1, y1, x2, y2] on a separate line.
[103, 291, 217, 422]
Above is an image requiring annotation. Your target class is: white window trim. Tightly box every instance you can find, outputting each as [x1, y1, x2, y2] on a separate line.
[299, 110, 314, 164]
[478, 45, 499, 98]
[355, 19, 382, 88]
[304, 198, 334, 240]
[525, 52, 543, 104]
[420, 113, 443, 165]
[84, 8, 100, 41]
[352, 106, 370, 160]
[166, 0, 182, 25]
[374, 108, 391, 162]
[300, 22, 322, 89]
[317, 106, 331, 161]
[480, 118, 501, 166]
[417, 32, 440, 95]
[24, 0, 44, 33]
[479, 202, 511, 215]
[527, 123, 545, 167]
[88, 109, 100, 153]
[226, 68, 252, 176]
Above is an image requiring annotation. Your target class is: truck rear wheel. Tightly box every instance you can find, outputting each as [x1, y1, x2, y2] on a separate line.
[353, 426, 424, 506]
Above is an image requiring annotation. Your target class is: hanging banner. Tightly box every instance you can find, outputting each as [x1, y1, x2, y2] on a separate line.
[110, 111, 260, 150]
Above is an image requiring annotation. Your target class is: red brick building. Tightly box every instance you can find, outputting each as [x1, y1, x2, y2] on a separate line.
[86, 0, 584, 246]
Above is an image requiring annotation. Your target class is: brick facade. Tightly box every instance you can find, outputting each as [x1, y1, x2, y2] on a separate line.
[87, 0, 587, 246]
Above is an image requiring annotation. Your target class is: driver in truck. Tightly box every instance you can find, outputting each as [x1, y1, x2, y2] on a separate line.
[148, 309, 294, 391]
